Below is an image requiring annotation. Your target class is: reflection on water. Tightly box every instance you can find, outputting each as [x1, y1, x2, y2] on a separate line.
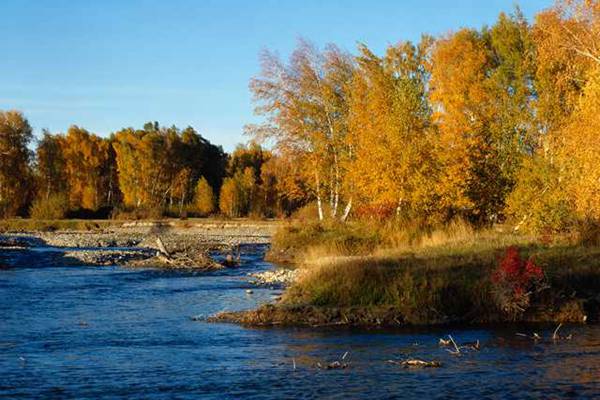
[0, 245, 598, 399]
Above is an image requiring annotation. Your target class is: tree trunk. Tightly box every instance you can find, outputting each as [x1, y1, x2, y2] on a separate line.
[315, 170, 324, 221]
[341, 198, 352, 222]
[179, 193, 185, 216]
[332, 151, 340, 218]
[396, 198, 403, 218]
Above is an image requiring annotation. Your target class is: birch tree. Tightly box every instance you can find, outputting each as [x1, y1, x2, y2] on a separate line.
[247, 39, 354, 221]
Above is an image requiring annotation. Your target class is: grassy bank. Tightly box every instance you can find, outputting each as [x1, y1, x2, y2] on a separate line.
[215, 221, 600, 327]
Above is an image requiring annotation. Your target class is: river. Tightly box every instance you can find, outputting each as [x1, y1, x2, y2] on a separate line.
[1, 244, 598, 399]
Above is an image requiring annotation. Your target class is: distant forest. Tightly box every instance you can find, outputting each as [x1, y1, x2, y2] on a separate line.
[1, 1, 599, 234]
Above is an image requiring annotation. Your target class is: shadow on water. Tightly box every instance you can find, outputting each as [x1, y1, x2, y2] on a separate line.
[0, 242, 599, 399]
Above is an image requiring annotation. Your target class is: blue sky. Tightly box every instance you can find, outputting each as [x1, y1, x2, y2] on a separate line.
[1, 0, 552, 151]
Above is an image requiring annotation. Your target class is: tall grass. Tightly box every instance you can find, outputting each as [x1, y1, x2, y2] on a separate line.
[264, 219, 599, 324]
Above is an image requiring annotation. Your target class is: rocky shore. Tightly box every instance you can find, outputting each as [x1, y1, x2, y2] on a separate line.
[247, 268, 301, 286]
[0, 220, 276, 270]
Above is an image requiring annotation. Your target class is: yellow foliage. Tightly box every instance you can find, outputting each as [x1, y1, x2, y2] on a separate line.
[194, 177, 215, 216]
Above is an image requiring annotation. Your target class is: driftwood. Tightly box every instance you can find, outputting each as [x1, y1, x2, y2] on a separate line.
[387, 359, 442, 368]
[439, 335, 480, 352]
[448, 335, 461, 354]
[317, 361, 349, 370]
[552, 323, 573, 340]
[516, 332, 542, 340]
[317, 351, 350, 370]
[156, 237, 171, 258]
[516, 324, 573, 341]
[156, 253, 176, 266]
[460, 340, 481, 351]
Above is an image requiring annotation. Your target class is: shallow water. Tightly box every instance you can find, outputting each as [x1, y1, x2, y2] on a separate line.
[1, 245, 599, 399]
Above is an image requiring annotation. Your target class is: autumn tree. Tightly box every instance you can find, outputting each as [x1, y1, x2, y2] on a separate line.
[113, 122, 226, 213]
[226, 142, 275, 215]
[430, 28, 495, 221]
[194, 177, 215, 216]
[259, 154, 310, 217]
[219, 177, 241, 217]
[35, 130, 67, 201]
[61, 126, 111, 211]
[429, 10, 535, 223]
[509, 0, 600, 232]
[560, 69, 600, 220]
[227, 142, 270, 180]
[247, 39, 355, 221]
[0, 110, 33, 217]
[533, 0, 599, 133]
[348, 39, 437, 221]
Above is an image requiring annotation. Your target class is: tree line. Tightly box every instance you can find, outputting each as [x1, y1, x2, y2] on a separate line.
[1, 1, 599, 233]
[247, 1, 600, 233]
[0, 115, 309, 219]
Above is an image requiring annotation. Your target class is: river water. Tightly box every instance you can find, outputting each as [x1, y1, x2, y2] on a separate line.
[1, 244, 598, 399]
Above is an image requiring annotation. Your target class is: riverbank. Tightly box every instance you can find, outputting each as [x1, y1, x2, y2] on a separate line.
[213, 221, 600, 327]
[0, 219, 279, 269]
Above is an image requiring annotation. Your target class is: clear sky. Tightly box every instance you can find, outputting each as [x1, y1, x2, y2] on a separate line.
[1, 0, 552, 151]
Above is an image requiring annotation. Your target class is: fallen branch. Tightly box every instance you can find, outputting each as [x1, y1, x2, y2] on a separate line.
[516, 332, 542, 340]
[552, 323, 563, 340]
[317, 360, 349, 370]
[447, 334, 461, 355]
[552, 323, 573, 341]
[156, 254, 176, 265]
[156, 237, 170, 258]
[460, 340, 481, 351]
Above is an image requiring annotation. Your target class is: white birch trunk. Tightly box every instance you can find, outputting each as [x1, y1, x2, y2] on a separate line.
[315, 170, 324, 221]
[341, 198, 352, 222]
[332, 151, 340, 217]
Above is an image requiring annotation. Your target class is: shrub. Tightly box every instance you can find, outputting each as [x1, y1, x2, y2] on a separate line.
[491, 246, 546, 319]
[29, 193, 69, 219]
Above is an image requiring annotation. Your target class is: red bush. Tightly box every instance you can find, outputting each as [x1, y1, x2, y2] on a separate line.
[491, 246, 545, 318]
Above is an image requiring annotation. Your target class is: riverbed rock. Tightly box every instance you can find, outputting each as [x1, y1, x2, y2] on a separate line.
[248, 269, 300, 286]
